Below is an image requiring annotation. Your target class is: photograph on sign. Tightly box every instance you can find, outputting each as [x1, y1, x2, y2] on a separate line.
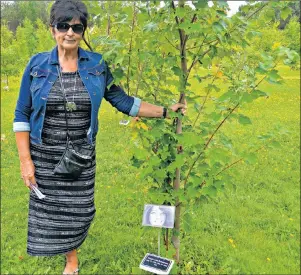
[139, 253, 174, 275]
[142, 204, 175, 228]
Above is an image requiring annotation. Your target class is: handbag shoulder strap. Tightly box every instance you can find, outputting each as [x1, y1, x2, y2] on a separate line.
[56, 65, 71, 141]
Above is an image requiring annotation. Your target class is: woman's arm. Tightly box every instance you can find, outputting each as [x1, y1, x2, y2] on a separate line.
[104, 63, 187, 118]
[137, 101, 187, 118]
[15, 132, 36, 189]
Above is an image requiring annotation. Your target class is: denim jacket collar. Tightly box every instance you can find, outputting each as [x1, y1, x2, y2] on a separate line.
[48, 45, 90, 65]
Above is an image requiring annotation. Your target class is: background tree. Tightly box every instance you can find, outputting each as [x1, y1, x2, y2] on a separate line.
[0, 1, 50, 33]
[1, 24, 19, 87]
[35, 18, 55, 53]
[14, 18, 37, 68]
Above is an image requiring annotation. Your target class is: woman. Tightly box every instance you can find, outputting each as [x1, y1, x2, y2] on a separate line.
[13, 1, 187, 274]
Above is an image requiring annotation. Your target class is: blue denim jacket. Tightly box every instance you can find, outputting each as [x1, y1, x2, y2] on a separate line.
[13, 46, 141, 144]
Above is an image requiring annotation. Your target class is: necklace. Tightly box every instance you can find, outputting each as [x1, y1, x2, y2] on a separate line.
[60, 70, 78, 112]
[66, 72, 77, 112]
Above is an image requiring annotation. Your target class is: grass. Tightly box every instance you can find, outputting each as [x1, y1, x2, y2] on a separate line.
[1, 64, 300, 275]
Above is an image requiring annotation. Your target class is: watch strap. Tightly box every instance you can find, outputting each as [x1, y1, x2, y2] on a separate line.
[162, 107, 167, 119]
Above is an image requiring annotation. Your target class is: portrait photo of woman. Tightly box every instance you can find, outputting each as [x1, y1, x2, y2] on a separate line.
[142, 204, 176, 229]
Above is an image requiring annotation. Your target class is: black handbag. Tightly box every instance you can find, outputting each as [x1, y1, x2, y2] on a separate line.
[53, 66, 95, 179]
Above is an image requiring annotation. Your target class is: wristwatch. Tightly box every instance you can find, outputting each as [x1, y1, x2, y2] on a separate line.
[162, 107, 167, 119]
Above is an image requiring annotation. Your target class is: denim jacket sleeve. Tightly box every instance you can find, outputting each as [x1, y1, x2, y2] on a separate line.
[104, 62, 141, 117]
[13, 58, 33, 132]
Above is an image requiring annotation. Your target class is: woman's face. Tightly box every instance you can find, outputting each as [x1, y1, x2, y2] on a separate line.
[51, 18, 83, 51]
[149, 206, 166, 227]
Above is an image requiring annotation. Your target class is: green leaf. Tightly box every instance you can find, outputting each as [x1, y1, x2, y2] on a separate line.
[267, 69, 281, 82]
[175, 7, 186, 18]
[192, 0, 208, 9]
[189, 23, 204, 33]
[252, 89, 268, 99]
[217, 0, 229, 9]
[207, 84, 220, 93]
[178, 21, 191, 32]
[171, 66, 183, 77]
[269, 140, 281, 149]
[177, 132, 201, 146]
[240, 92, 253, 103]
[202, 185, 217, 198]
[280, 6, 291, 20]
[201, 56, 212, 68]
[207, 112, 222, 122]
[194, 103, 201, 112]
[246, 31, 262, 40]
[208, 147, 230, 164]
[167, 154, 186, 171]
[212, 22, 224, 33]
[148, 155, 161, 167]
[218, 90, 234, 102]
[143, 22, 158, 32]
[240, 5, 250, 13]
[238, 114, 252, 125]
[266, 9, 275, 20]
[214, 180, 225, 191]
[197, 162, 210, 174]
[241, 90, 268, 103]
[255, 65, 267, 74]
[244, 152, 257, 165]
[133, 147, 149, 160]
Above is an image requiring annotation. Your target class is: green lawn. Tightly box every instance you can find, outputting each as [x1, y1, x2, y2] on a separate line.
[1, 65, 300, 274]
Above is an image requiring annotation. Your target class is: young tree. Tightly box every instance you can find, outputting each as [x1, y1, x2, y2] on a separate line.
[15, 18, 37, 68]
[84, 1, 299, 267]
[35, 18, 55, 53]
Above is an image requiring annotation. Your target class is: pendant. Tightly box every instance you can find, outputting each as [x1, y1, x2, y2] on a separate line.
[66, 101, 77, 112]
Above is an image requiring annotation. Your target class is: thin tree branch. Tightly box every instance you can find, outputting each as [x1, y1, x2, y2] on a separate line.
[183, 13, 197, 46]
[171, 0, 186, 53]
[171, 1, 180, 25]
[204, 103, 240, 150]
[215, 146, 265, 176]
[203, 2, 269, 46]
[135, 60, 144, 97]
[185, 34, 208, 82]
[183, 102, 240, 186]
[126, 2, 137, 95]
[192, 68, 219, 127]
[165, 36, 179, 50]
[183, 58, 279, 186]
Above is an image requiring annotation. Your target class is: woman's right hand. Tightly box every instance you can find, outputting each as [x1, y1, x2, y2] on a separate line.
[20, 159, 37, 189]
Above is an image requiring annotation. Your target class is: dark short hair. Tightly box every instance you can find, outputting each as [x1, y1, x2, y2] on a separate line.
[50, 0, 93, 51]
[50, 0, 88, 31]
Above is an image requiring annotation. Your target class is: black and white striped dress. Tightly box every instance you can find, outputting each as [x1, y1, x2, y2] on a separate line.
[28, 71, 96, 256]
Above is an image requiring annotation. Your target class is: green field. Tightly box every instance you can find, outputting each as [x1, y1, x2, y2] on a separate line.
[1, 66, 300, 274]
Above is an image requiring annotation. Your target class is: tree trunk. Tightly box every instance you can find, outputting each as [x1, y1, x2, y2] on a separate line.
[171, 0, 187, 264]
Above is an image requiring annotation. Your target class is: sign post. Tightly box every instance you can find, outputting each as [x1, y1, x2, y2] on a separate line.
[140, 204, 176, 275]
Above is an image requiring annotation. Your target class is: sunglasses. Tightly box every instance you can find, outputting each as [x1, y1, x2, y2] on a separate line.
[52, 22, 84, 34]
